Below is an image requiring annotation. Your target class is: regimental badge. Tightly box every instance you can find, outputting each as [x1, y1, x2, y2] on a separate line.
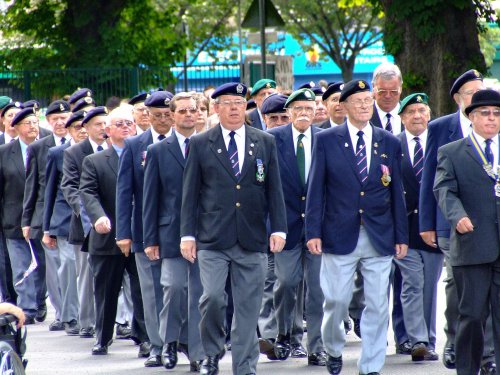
[256, 158, 265, 183]
[340, 84, 344, 90]
[104, 107, 109, 114]
[417, 95, 423, 103]
[473, 69, 480, 78]
[265, 83, 271, 88]
[309, 81, 315, 87]
[33, 103, 39, 109]
[146, 94, 151, 98]
[305, 90, 312, 98]
[59, 103, 65, 112]
[14, 101, 21, 108]
[236, 84, 244, 94]
[381, 164, 391, 186]
[164, 98, 170, 106]
[141, 151, 147, 167]
[86, 91, 91, 97]
[84, 97, 92, 104]
[31, 107, 36, 114]
[374, 142, 378, 148]
[359, 81, 365, 89]
[484, 163, 496, 180]
[496, 169, 500, 197]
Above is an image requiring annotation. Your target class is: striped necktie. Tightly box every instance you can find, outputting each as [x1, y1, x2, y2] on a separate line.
[228, 131, 240, 178]
[413, 137, 424, 183]
[356, 131, 368, 183]
[385, 113, 393, 133]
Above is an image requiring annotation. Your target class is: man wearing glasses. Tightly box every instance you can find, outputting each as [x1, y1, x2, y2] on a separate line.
[180, 82, 287, 375]
[306, 80, 408, 375]
[129, 92, 151, 136]
[317, 82, 346, 129]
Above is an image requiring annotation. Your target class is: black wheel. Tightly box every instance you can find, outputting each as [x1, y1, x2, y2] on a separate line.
[0, 341, 26, 375]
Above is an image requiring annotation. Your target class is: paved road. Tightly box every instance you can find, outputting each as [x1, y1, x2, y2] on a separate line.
[23, 272, 454, 374]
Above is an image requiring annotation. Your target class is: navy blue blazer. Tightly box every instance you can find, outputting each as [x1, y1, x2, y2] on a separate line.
[43, 142, 72, 237]
[398, 132, 436, 252]
[248, 109, 265, 130]
[142, 132, 185, 258]
[116, 129, 153, 253]
[268, 124, 321, 250]
[419, 111, 463, 238]
[305, 123, 408, 255]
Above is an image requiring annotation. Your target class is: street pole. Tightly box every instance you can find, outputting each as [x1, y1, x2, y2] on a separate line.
[259, 0, 266, 79]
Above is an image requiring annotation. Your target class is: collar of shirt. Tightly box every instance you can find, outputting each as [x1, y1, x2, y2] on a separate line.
[347, 120, 373, 170]
[19, 138, 28, 154]
[70, 138, 77, 146]
[405, 128, 428, 164]
[375, 102, 402, 134]
[459, 110, 472, 138]
[112, 144, 124, 158]
[53, 134, 69, 146]
[292, 124, 312, 144]
[471, 130, 499, 170]
[89, 138, 108, 153]
[136, 126, 145, 136]
[151, 126, 173, 144]
[330, 118, 343, 127]
[292, 125, 313, 182]
[221, 124, 246, 168]
[257, 108, 266, 130]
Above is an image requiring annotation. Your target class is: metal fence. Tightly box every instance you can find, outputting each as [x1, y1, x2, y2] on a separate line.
[0, 64, 241, 107]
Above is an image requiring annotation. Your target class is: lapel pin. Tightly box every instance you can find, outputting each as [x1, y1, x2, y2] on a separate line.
[250, 143, 254, 148]
[374, 142, 379, 148]
[344, 142, 349, 148]
[374, 150, 378, 155]
[249, 150, 253, 155]
[217, 149, 222, 153]
[381, 153, 388, 158]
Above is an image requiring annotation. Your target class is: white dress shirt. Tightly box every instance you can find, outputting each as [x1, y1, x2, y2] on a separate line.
[151, 127, 173, 144]
[405, 129, 428, 165]
[176, 131, 195, 159]
[89, 138, 108, 153]
[292, 125, 312, 183]
[459, 111, 473, 138]
[347, 120, 373, 170]
[375, 102, 402, 135]
[221, 124, 245, 172]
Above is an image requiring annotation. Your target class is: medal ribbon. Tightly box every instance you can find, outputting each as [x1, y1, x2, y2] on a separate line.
[469, 133, 497, 181]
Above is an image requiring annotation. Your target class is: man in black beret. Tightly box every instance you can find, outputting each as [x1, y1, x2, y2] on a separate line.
[129, 92, 151, 135]
[434, 89, 500, 375]
[261, 93, 290, 129]
[248, 79, 277, 130]
[317, 82, 346, 129]
[69, 88, 93, 109]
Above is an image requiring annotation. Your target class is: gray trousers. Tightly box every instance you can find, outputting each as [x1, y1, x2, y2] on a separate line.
[74, 248, 95, 328]
[116, 272, 133, 325]
[135, 252, 163, 355]
[55, 237, 79, 322]
[198, 245, 266, 375]
[274, 242, 324, 353]
[394, 248, 443, 349]
[42, 242, 63, 321]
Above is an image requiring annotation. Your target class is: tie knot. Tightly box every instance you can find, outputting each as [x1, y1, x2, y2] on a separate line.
[61, 137, 66, 144]
[357, 130, 364, 138]
[386, 113, 392, 119]
[298, 133, 305, 141]
[414, 136, 420, 143]
[486, 138, 492, 146]
[184, 138, 190, 146]
[96, 145, 103, 152]
[229, 131, 236, 139]
[158, 134, 166, 141]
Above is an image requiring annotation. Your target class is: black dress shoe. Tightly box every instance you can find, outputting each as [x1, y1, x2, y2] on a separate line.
[64, 320, 80, 336]
[201, 354, 222, 375]
[35, 303, 47, 322]
[442, 346, 456, 369]
[92, 343, 108, 355]
[291, 343, 307, 358]
[274, 334, 291, 360]
[80, 327, 95, 338]
[396, 340, 412, 355]
[144, 355, 162, 367]
[411, 342, 429, 362]
[178, 342, 189, 358]
[326, 354, 342, 375]
[259, 338, 278, 360]
[424, 349, 439, 361]
[351, 317, 361, 338]
[190, 360, 203, 372]
[308, 351, 327, 366]
[480, 361, 497, 375]
[49, 319, 65, 331]
[115, 323, 132, 339]
[138, 341, 151, 358]
[360, 373, 380, 375]
[162, 341, 178, 369]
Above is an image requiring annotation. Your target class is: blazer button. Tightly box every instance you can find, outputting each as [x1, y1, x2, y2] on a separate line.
[414, 209, 418, 213]
[360, 191, 365, 196]
[236, 185, 241, 190]
[236, 202, 241, 208]
[301, 196, 306, 201]
[359, 209, 364, 214]
[301, 213, 305, 218]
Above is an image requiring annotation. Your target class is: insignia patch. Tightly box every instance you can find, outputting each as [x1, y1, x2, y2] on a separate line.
[104, 107, 109, 114]
[265, 83, 271, 88]
[473, 69, 480, 77]
[84, 97, 92, 104]
[236, 84, 244, 94]
[304, 91, 312, 98]
[59, 103, 65, 112]
[416, 95, 423, 102]
[358, 81, 365, 89]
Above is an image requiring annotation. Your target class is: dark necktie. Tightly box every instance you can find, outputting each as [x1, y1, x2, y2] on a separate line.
[9, 138, 15, 143]
[61, 137, 66, 145]
[228, 131, 240, 178]
[413, 137, 424, 183]
[385, 113, 393, 133]
[485, 139, 494, 165]
[96, 145, 103, 152]
[184, 138, 190, 158]
[296, 133, 306, 186]
[158, 134, 166, 142]
[356, 131, 368, 183]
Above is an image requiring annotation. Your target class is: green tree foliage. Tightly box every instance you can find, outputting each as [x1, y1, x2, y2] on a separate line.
[273, 0, 383, 81]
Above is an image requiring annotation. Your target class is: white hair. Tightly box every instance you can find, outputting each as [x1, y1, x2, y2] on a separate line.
[108, 105, 134, 123]
[372, 62, 403, 86]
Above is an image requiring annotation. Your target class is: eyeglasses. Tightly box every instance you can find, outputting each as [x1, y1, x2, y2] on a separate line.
[375, 89, 400, 96]
[113, 120, 134, 127]
[473, 109, 500, 117]
[459, 89, 482, 97]
[347, 98, 374, 108]
[150, 112, 171, 119]
[71, 124, 84, 131]
[176, 108, 198, 115]
[217, 100, 246, 107]
[18, 120, 39, 127]
[290, 106, 315, 114]
[404, 108, 428, 116]
[268, 114, 290, 122]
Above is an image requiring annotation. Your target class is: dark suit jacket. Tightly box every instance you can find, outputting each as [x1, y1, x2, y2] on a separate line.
[433, 137, 500, 266]
[316, 119, 331, 129]
[248, 109, 265, 130]
[398, 132, 436, 252]
[143, 132, 186, 258]
[419, 111, 463, 238]
[0, 140, 28, 239]
[22, 135, 56, 238]
[180, 124, 287, 252]
[116, 129, 153, 252]
[44, 142, 72, 237]
[80, 147, 121, 256]
[61, 138, 94, 244]
[267, 124, 321, 250]
[305, 123, 408, 255]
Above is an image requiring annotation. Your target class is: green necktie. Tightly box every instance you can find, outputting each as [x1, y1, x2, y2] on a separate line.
[297, 133, 306, 186]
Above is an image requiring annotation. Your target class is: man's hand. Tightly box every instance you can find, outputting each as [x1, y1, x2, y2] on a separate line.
[269, 235, 285, 253]
[94, 216, 111, 234]
[144, 246, 160, 261]
[116, 239, 131, 257]
[456, 217, 474, 234]
[42, 233, 57, 249]
[307, 238, 322, 255]
[395, 244, 408, 259]
[420, 230, 438, 248]
[181, 240, 197, 263]
[22, 226, 30, 241]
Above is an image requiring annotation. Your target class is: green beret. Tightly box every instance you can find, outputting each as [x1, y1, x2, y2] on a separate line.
[399, 93, 429, 114]
[251, 79, 276, 96]
[284, 88, 316, 108]
[0, 96, 12, 110]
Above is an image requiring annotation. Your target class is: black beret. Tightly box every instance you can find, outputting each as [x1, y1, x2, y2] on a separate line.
[144, 91, 174, 108]
[246, 99, 256, 111]
[339, 80, 371, 102]
[211, 83, 248, 99]
[1, 101, 22, 117]
[69, 88, 93, 105]
[128, 92, 149, 105]
[11, 107, 37, 127]
[65, 110, 87, 128]
[465, 89, 500, 115]
[46, 100, 70, 116]
[322, 82, 344, 101]
[82, 106, 108, 125]
[261, 93, 288, 115]
[73, 97, 96, 112]
[449, 69, 483, 97]
[23, 100, 41, 110]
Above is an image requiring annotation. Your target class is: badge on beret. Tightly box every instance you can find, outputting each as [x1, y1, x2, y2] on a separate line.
[265, 83, 271, 88]
[59, 103, 65, 112]
[305, 91, 312, 98]
[340, 84, 344, 90]
[33, 103, 39, 109]
[473, 70, 480, 78]
[237, 84, 244, 94]
[164, 98, 170, 106]
[416, 95, 423, 103]
[84, 97, 92, 104]
[31, 108, 36, 114]
[358, 81, 365, 89]
[14, 102, 21, 108]
[104, 107, 109, 114]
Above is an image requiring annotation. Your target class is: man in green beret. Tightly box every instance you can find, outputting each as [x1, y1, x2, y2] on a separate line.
[248, 79, 277, 131]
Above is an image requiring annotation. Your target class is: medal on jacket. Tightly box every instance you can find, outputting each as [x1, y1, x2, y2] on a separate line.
[256, 158, 265, 182]
[469, 133, 496, 180]
[496, 169, 500, 198]
[141, 151, 147, 167]
[381, 164, 391, 186]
